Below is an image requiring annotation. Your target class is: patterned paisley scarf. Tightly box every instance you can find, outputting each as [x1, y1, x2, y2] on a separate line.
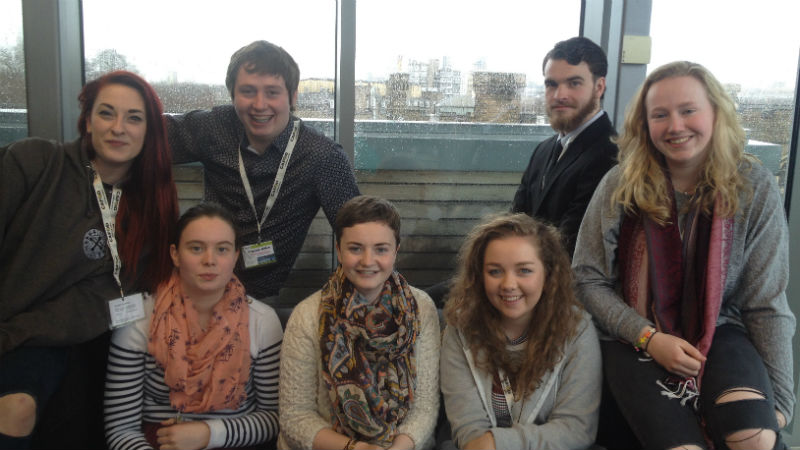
[617, 169, 733, 405]
[148, 270, 251, 413]
[318, 266, 419, 447]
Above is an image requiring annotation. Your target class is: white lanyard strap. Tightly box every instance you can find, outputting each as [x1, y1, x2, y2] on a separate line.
[497, 368, 518, 419]
[238, 120, 300, 242]
[91, 168, 124, 296]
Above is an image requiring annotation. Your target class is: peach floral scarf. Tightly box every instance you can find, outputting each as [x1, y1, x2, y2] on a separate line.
[148, 270, 251, 413]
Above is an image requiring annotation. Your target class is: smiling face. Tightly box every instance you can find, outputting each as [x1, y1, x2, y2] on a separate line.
[85, 83, 146, 180]
[337, 221, 398, 303]
[483, 235, 546, 339]
[544, 59, 605, 134]
[232, 66, 297, 153]
[170, 216, 239, 301]
[646, 75, 715, 174]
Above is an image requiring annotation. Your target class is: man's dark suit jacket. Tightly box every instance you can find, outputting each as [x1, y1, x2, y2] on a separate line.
[512, 111, 618, 257]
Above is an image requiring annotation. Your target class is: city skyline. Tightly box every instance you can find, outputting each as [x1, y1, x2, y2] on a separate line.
[2, 0, 798, 92]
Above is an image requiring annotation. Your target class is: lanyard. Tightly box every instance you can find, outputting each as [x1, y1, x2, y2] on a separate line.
[497, 368, 518, 421]
[238, 120, 300, 242]
[91, 167, 124, 297]
[499, 358, 568, 426]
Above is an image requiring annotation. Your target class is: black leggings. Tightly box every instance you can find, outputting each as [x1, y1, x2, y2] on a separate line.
[603, 324, 783, 450]
[0, 346, 68, 449]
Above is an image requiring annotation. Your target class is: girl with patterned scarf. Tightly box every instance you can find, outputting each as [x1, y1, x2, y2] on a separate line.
[573, 61, 795, 450]
[279, 195, 440, 450]
[104, 203, 283, 450]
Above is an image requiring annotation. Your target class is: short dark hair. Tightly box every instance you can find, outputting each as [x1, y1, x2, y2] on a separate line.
[542, 36, 608, 79]
[175, 202, 240, 249]
[335, 195, 401, 246]
[225, 40, 300, 103]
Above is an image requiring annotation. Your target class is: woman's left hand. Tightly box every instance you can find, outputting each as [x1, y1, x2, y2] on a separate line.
[156, 418, 210, 450]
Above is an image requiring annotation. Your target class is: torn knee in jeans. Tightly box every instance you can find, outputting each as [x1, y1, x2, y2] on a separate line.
[724, 427, 775, 450]
[715, 387, 765, 404]
[0, 393, 37, 437]
[713, 388, 776, 450]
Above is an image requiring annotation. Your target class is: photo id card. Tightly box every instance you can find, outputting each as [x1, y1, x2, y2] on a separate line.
[108, 292, 145, 329]
[242, 240, 277, 269]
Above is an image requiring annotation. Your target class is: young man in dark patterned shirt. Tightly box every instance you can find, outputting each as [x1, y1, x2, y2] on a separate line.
[167, 40, 359, 301]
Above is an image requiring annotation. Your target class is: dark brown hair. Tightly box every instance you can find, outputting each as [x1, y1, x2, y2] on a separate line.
[334, 195, 401, 246]
[175, 202, 240, 249]
[225, 40, 300, 108]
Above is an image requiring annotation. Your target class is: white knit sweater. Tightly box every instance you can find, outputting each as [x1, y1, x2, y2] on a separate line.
[278, 287, 440, 450]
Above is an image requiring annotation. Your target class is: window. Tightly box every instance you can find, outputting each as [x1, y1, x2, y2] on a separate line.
[0, 1, 27, 146]
[355, 0, 582, 289]
[82, 0, 336, 121]
[648, 0, 799, 197]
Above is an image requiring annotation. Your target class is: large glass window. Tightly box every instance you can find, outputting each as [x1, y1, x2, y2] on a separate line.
[355, 0, 583, 289]
[648, 0, 799, 197]
[82, 0, 336, 121]
[0, 1, 27, 146]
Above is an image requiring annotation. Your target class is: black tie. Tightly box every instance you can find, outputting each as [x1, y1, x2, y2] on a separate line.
[541, 139, 563, 190]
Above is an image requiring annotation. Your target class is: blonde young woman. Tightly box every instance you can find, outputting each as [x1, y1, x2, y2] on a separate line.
[279, 195, 440, 450]
[573, 61, 794, 450]
[440, 213, 600, 450]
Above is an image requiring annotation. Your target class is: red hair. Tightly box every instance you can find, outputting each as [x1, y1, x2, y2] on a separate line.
[78, 71, 178, 293]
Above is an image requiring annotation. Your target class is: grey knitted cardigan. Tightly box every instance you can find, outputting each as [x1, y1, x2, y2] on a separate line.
[572, 162, 795, 422]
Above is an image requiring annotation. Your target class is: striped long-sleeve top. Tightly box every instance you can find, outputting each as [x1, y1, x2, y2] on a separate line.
[104, 295, 283, 450]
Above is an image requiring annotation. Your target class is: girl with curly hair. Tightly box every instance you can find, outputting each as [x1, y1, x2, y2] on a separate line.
[441, 213, 600, 449]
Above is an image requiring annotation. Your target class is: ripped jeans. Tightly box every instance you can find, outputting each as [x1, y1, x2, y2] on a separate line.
[602, 324, 784, 450]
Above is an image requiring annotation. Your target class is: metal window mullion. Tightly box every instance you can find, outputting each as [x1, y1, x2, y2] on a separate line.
[22, 0, 83, 141]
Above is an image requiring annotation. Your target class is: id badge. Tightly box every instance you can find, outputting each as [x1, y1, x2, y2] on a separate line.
[242, 240, 277, 269]
[108, 292, 145, 329]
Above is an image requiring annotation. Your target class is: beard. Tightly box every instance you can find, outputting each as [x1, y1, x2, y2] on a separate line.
[547, 96, 599, 134]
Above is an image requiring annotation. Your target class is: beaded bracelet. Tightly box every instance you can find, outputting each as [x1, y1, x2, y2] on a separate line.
[343, 438, 357, 450]
[644, 331, 657, 352]
[635, 327, 657, 352]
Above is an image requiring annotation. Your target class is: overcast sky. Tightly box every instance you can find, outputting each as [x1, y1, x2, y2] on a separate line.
[2, 0, 798, 91]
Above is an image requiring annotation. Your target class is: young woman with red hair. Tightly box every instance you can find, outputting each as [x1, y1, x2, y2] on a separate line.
[0, 70, 178, 449]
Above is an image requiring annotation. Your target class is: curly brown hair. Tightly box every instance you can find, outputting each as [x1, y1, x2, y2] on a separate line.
[444, 213, 582, 397]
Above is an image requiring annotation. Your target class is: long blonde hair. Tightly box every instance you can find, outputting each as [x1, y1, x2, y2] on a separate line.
[444, 214, 581, 397]
[613, 61, 752, 224]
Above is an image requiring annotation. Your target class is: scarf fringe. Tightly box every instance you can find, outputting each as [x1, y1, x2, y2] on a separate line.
[656, 376, 700, 409]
